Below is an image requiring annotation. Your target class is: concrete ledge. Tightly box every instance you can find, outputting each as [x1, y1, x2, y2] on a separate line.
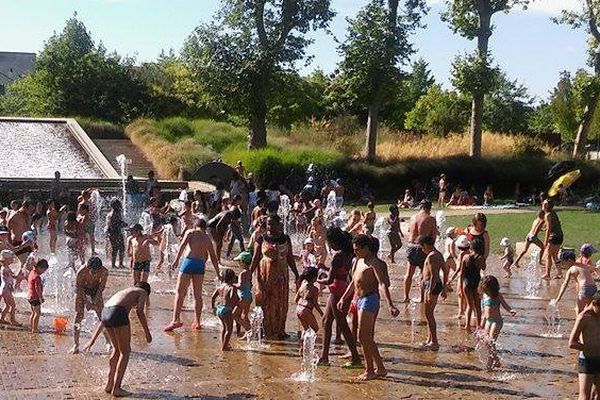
[0, 117, 120, 179]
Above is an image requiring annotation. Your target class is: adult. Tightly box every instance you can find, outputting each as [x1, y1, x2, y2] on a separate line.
[208, 207, 242, 259]
[250, 215, 299, 339]
[513, 210, 545, 268]
[49, 171, 63, 205]
[542, 199, 563, 280]
[145, 171, 158, 198]
[164, 218, 220, 332]
[403, 200, 438, 303]
[7, 199, 33, 248]
[317, 228, 362, 367]
[84, 283, 152, 398]
[438, 174, 447, 209]
[465, 213, 490, 262]
[70, 257, 109, 354]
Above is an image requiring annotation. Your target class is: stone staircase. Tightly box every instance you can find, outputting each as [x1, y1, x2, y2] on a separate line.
[92, 139, 156, 178]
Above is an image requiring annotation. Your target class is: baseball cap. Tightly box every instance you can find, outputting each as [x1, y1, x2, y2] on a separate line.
[234, 251, 252, 264]
[581, 243, 598, 256]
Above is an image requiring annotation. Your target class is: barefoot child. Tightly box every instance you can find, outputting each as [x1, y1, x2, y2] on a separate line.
[83, 283, 152, 397]
[338, 234, 400, 381]
[211, 268, 239, 351]
[233, 251, 253, 336]
[28, 259, 49, 333]
[554, 250, 598, 315]
[420, 235, 447, 351]
[46, 200, 60, 254]
[387, 205, 403, 264]
[479, 275, 516, 370]
[443, 227, 457, 274]
[448, 235, 471, 319]
[127, 224, 160, 285]
[300, 238, 318, 270]
[363, 202, 376, 236]
[500, 237, 514, 277]
[0, 250, 20, 326]
[295, 267, 323, 347]
[568, 292, 600, 400]
[462, 240, 486, 331]
[513, 210, 545, 268]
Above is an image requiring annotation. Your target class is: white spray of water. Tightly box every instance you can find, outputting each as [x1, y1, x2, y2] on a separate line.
[291, 327, 319, 382]
[524, 248, 542, 299]
[542, 299, 562, 338]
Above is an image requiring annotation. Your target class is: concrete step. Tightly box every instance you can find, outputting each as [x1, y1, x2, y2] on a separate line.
[92, 139, 156, 179]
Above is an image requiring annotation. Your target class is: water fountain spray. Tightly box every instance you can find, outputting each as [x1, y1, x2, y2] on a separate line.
[115, 154, 128, 218]
[246, 306, 265, 348]
[279, 195, 291, 234]
[292, 327, 319, 382]
[543, 299, 562, 338]
[524, 248, 541, 299]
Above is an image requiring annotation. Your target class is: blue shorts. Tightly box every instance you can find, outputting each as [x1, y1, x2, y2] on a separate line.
[179, 257, 206, 275]
[133, 260, 150, 273]
[357, 292, 380, 314]
[238, 283, 253, 302]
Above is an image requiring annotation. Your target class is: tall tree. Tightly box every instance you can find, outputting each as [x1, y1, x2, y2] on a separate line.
[182, 0, 334, 149]
[443, 0, 529, 158]
[336, 0, 427, 162]
[555, 1, 600, 157]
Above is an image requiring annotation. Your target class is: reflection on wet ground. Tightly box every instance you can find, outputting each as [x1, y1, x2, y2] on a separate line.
[0, 244, 582, 399]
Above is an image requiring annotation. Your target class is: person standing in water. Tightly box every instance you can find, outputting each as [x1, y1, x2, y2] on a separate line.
[250, 215, 299, 339]
[419, 235, 447, 351]
[542, 199, 564, 280]
[568, 292, 600, 400]
[554, 250, 598, 315]
[165, 218, 220, 332]
[70, 257, 109, 354]
[338, 234, 400, 381]
[126, 224, 160, 285]
[403, 200, 438, 303]
[84, 282, 152, 398]
[513, 210, 545, 268]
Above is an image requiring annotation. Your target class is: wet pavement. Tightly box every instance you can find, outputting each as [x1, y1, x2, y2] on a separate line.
[0, 237, 583, 399]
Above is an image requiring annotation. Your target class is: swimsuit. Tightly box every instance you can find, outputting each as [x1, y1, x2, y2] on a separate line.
[579, 353, 600, 375]
[328, 266, 349, 298]
[101, 305, 130, 328]
[463, 254, 482, 290]
[84, 286, 98, 301]
[216, 304, 233, 319]
[179, 257, 205, 275]
[407, 244, 426, 268]
[238, 282, 253, 302]
[133, 260, 151, 273]
[349, 294, 359, 316]
[482, 296, 503, 329]
[357, 292, 380, 314]
[423, 278, 443, 296]
[578, 284, 598, 300]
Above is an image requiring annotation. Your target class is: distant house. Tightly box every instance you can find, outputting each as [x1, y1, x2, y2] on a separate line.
[0, 52, 36, 94]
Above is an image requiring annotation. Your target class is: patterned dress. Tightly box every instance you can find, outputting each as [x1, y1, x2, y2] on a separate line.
[255, 234, 292, 338]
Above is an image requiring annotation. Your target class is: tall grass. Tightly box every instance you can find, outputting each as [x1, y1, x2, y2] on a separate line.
[77, 117, 124, 139]
[125, 119, 219, 179]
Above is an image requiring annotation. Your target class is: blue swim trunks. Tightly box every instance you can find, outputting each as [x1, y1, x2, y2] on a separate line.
[357, 292, 380, 314]
[216, 304, 233, 318]
[179, 257, 206, 275]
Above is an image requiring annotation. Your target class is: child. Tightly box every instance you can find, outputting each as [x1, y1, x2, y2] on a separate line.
[578, 243, 598, 266]
[568, 292, 600, 400]
[295, 267, 323, 347]
[554, 250, 598, 315]
[0, 250, 20, 326]
[461, 240, 486, 330]
[513, 210, 545, 268]
[500, 237, 514, 278]
[479, 275, 516, 370]
[65, 211, 84, 271]
[300, 238, 318, 270]
[105, 199, 127, 269]
[309, 216, 328, 266]
[420, 235, 447, 351]
[443, 227, 457, 272]
[345, 209, 363, 237]
[363, 202, 376, 236]
[233, 251, 253, 337]
[387, 205, 403, 264]
[127, 224, 160, 285]
[483, 185, 494, 206]
[28, 259, 49, 333]
[211, 268, 239, 351]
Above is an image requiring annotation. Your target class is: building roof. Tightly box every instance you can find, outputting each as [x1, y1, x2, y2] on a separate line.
[0, 52, 36, 86]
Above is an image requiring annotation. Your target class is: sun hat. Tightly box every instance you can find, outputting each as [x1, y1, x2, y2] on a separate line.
[500, 237, 511, 247]
[580, 243, 598, 256]
[455, 235, 470, 249]
[303, 238, 314, 246]
[233, 251, 252, 264]
[445, 226, 456, 236]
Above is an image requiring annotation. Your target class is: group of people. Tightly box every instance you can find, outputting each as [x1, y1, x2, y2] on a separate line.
[1, 167, 600, 398]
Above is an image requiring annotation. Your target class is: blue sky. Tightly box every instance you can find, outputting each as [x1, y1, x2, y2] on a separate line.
[0, 0, 587, 99]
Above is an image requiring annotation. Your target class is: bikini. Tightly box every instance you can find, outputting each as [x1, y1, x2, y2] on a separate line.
[483, 296, 503, 329]
[578, 284, 598, 300]
[328, 266, 348, 298]
[216, 304, 233, 318]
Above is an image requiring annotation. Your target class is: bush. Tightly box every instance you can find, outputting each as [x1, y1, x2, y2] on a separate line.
[511, 135, 547, 157]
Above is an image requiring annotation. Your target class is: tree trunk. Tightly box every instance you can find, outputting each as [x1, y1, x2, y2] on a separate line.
[469, 6, 491, 159]
[470, 92, 484, 158]
[572, 94, 598, 158]
[249, 114, 267, 149]
[248, 71, 268, 149]
[365, 103, 379, 163]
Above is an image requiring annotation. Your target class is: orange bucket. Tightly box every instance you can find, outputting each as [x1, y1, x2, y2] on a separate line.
[53, 316, 68, 334]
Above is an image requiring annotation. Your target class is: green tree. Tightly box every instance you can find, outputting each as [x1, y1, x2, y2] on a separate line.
[528, 102, 557, 133]
[1, 16, 148, 122]
[555, 1, 600, 156]
[182, 0, 334, 149]
[547, 71, 580, 140]
[404, 85, 470, 135]
[335, 0, 427, 162]
[483, 72, 533, 133]
[443, 0, 530, 158]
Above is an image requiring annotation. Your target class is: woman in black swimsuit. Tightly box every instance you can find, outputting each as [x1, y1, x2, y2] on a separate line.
[462, 241, 486, 331]
[465, 213, 490, 261]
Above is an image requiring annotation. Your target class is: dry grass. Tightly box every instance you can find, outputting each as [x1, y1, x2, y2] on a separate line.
[376, 131, 552, 161]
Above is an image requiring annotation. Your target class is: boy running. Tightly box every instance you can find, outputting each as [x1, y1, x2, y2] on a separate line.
[554, 250, 598, 315]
